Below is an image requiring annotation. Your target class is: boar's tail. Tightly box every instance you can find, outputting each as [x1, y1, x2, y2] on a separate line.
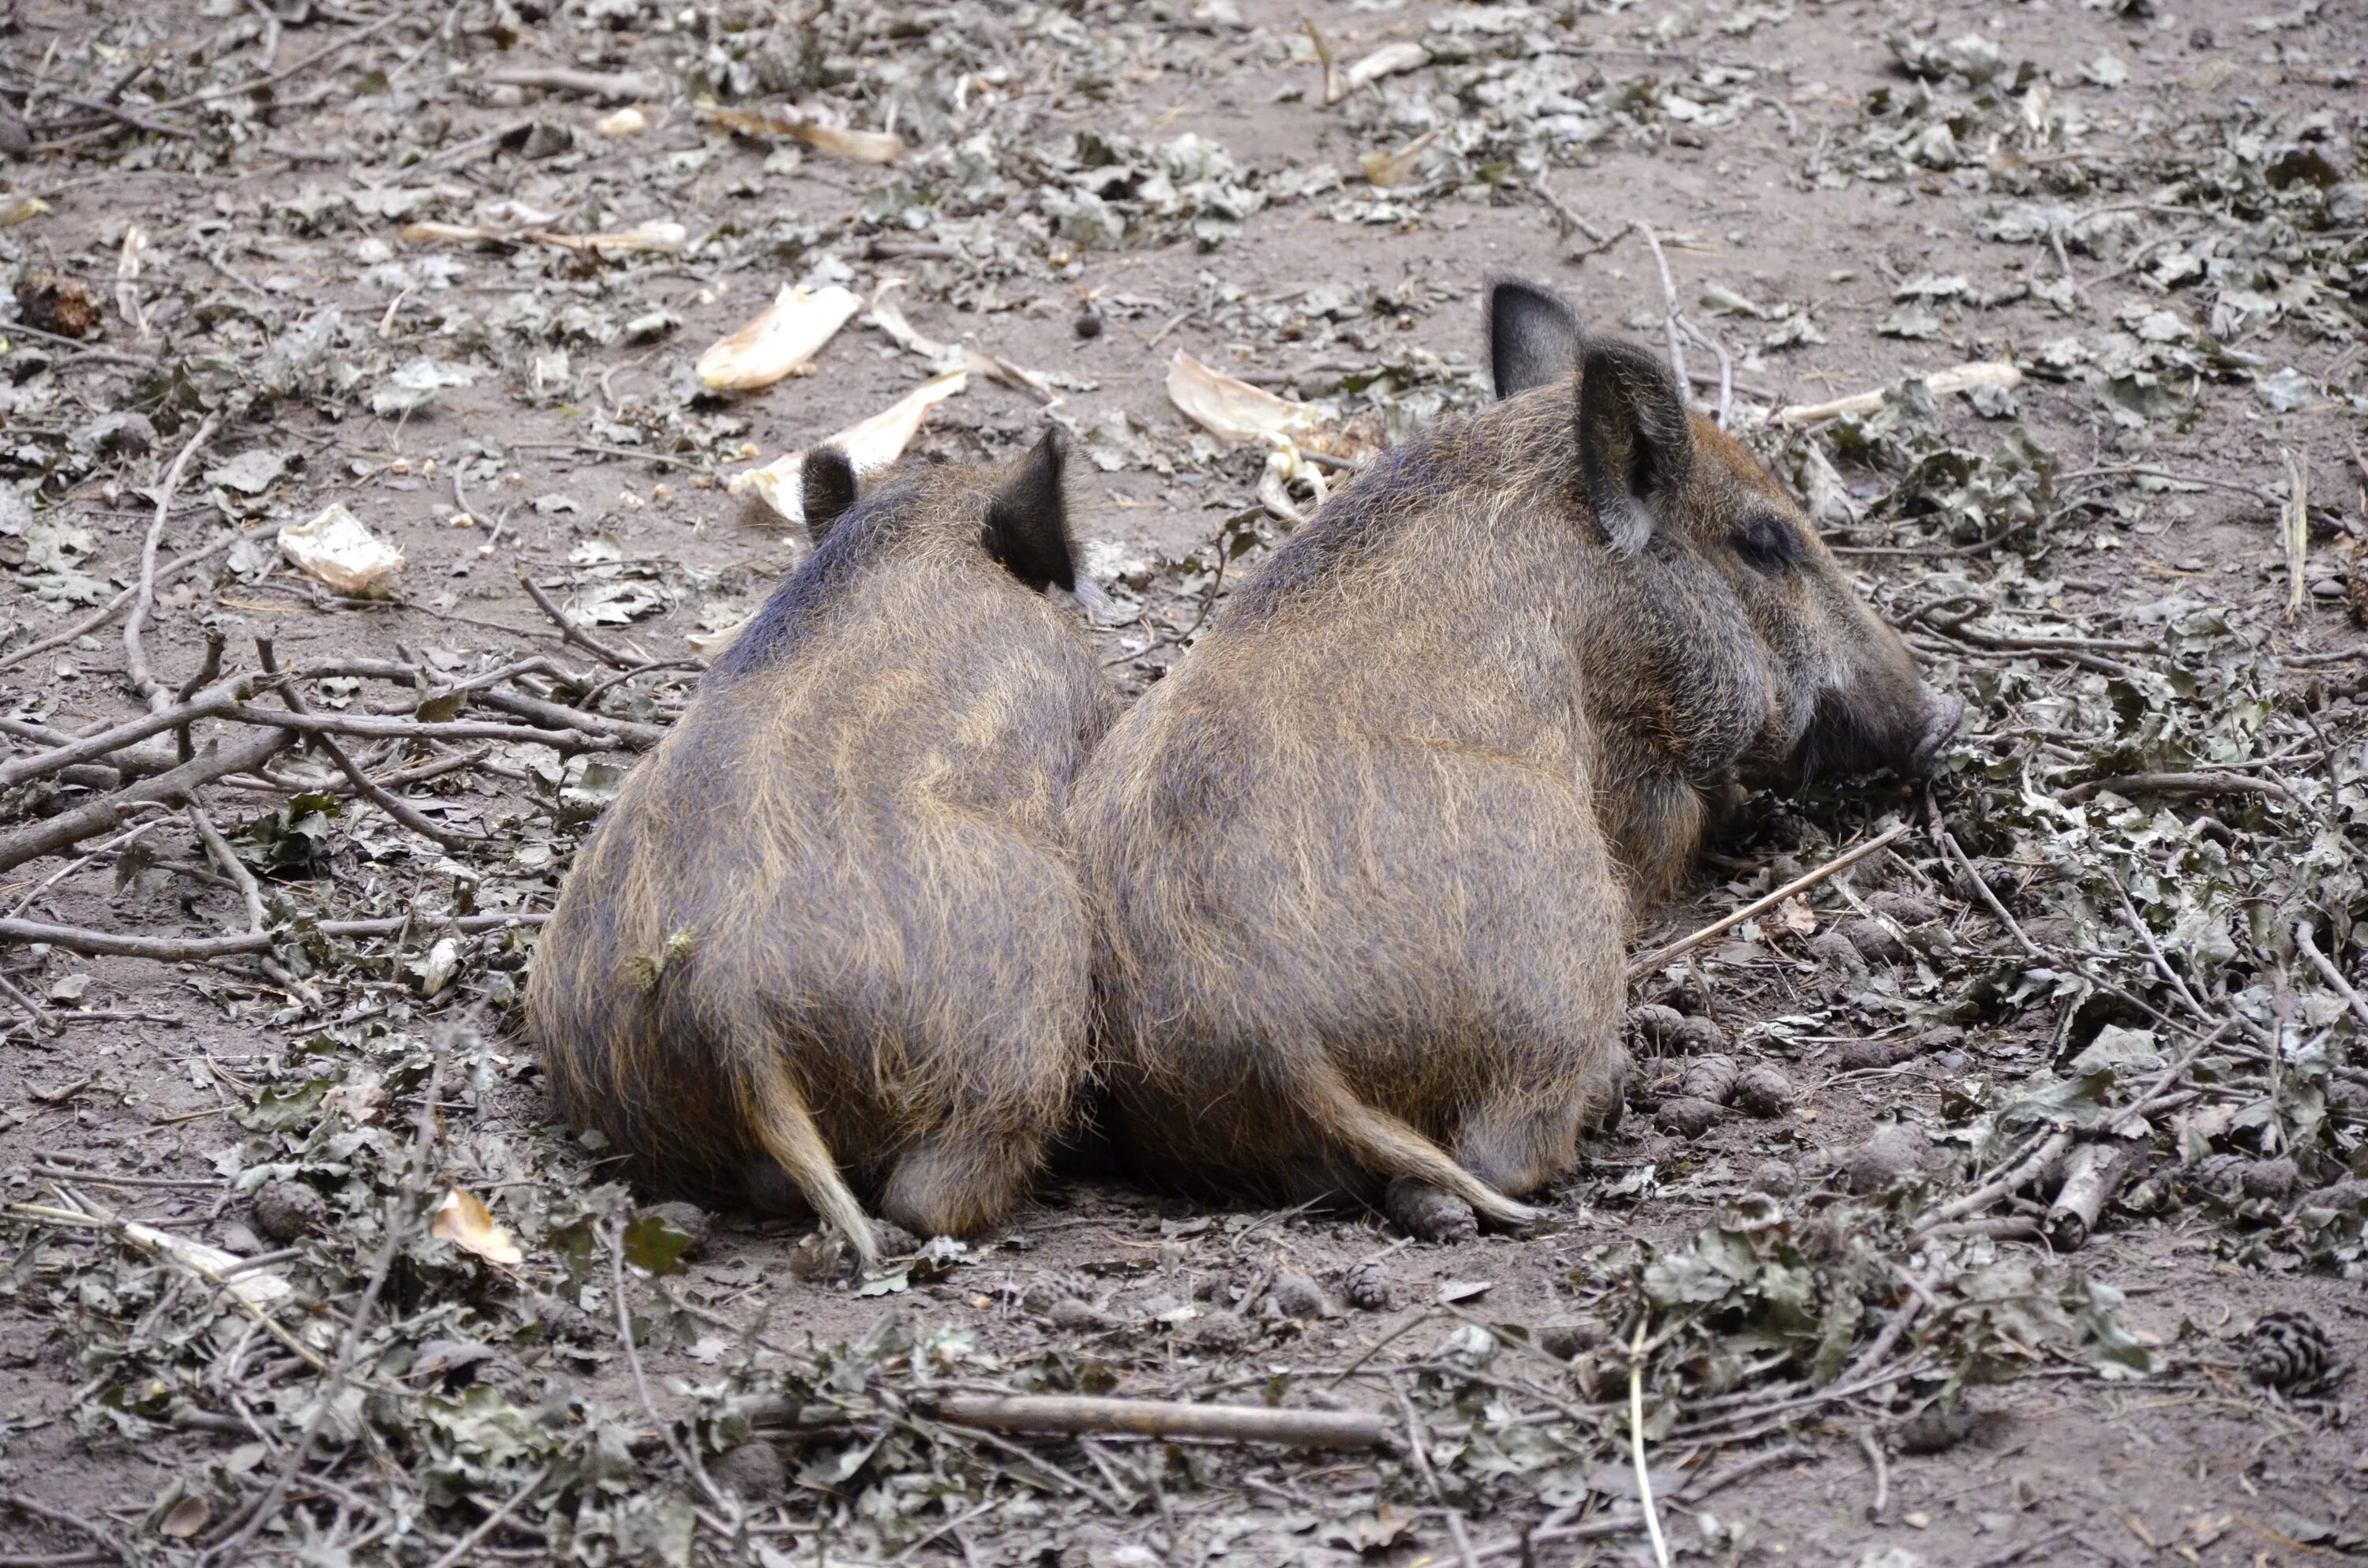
[1298, 1060, 1542, 1229]
[740, 1050, 880, 1270]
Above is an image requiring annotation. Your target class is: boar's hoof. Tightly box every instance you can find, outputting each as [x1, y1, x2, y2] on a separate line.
[1910, 692, 1965, 773]
[1578, 1042, 1633, 1132]
[1384, 1178, 1479, 1244]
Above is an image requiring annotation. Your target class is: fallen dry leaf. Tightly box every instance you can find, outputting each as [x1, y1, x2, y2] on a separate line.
[696, 97, 905, 163]
[1167, 350, 1324, 445]
[868, 278, 1062, 402]
[431, 1188, 523, 1267]
[1358, 128, 1440, 189]
[279, 503, 404, 597]
[728, 369, 969, 526]
[697, 283, 861, 391]
[1770, 360, 2022, 425]
[398, 219, 685, 256]
[159, 1495, 210, 1540]
[594, 106, 648, 136]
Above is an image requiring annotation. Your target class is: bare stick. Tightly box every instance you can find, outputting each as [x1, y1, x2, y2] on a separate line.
[1628, 1319, 1673, 1568]
[424, 1463, 552, 1568]
[519, 573, 639, 669]
[0, 910, 545, 961]
[0, 728, 291, 875]
[485, 64, 665, 102]
[1855, 1426, 1888, 1521]
[202, 1030, 454, 1567]
[2295, 920, 2368, 1032]
[1627, 822, 1908, 978]
[257, 638, 480, 848]
[1924, 794, 2044, 960]
[125, 414, 221, 713]
[476, 687, 665, 750]
[1388, 1375, 1479, 1568]
[609, 1219, 735, 1517]
[2062, 771, 2291, 805]
[931, 1394, 1390, 1450]
[1912, 1128, 2070, 1235]
[1678, 315, 1733, 428]
[1632, 221, 1689, 395]
[0, 1488, 129, 1564]
[0, 679, 260, 791]
[0, 528, 239, 677]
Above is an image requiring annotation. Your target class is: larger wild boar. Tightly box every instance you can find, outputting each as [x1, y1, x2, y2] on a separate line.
[529, 432, 1116, 1267]
[1068, 280, 1959, 1239]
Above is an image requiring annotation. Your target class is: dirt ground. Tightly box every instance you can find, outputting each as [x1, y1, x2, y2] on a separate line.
[0, 0, 2363, 1565]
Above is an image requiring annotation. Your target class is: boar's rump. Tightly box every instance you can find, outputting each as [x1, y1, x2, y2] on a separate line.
[530, 432, 1117, 1267]
[1066, 279, 1957, 1237]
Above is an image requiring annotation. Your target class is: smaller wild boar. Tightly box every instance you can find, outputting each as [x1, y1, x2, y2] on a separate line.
[1067, 279, 1958, 1240]
[528, 432, 1117, 1267]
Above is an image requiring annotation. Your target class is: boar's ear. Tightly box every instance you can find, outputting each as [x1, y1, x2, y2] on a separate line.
[800, 445, 860, 544]
[984, 427, 1077, 592]
[1578, 340, 1694, 554]
[1489, 279, 1582, 399]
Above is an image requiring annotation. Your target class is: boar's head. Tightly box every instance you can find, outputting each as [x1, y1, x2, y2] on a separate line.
[1490, 279, 1961, 794]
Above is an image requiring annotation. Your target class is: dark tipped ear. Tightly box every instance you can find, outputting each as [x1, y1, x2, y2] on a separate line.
[1579, 340, 1694, 554]
[984, 428, 1076, 592]
[800, 445, 859, 542]
[1488, 278, 1582, 399]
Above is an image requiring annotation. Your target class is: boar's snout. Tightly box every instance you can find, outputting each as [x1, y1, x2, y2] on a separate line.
[1909, 690, 1963, 775]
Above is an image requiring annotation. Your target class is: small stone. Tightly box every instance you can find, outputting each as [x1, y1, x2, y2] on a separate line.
[1864, 891, 1943, 926]
[1186, 1312, 1251, 1353]
[253, 1179, 329, 1242]
[1048, 1297, 1116, 1330]
[1730, 1065, 1794, 1118]
[1845, 1124, 1930, 1193]
[1679, 1053, 1741, 1106]
[2240, 1156, 2300, 1200]
[1654, 1096, 1722, 1139]
[1339, 1256, 1393, 1311]
[2188, 24, 2215, 48]
[1073, 309, 1104, 339]
[1536, 1319, 1605, 1360]
[1806, 930, 1868, 975]
[1269, 1270, 1329, 1320]
[711, 1439, 786, 1500]
[1840, 917, 1908, 964]
[1896, 1405, 1984, 1454]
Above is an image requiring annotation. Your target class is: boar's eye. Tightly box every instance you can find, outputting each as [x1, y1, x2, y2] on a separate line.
[1733, 514, 1799, 574]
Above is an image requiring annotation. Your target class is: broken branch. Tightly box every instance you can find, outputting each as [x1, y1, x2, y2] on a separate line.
[931, 1394, 1391, 1450]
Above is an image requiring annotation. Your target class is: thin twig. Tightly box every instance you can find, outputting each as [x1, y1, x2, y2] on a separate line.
[0, 527, 239, 677]
[124, 414, 221, 714]
[1388, 1375, 1479, 1568]
[200, 1029, 455, 1567]
[1628, 1318, 1673, 1568]
[519, 573, 639, 669]
[2295, 920, 2368, 1032]
[0, 910, 545, 962]
[1632, 220, 1689, 395]
[609, 1217, 737, 1518]
[256, 637, 481, 848]
[1628, 822, 1908, 977]
[0, 1491, 129, 1565]
[423, 1465, 551, 1568]
[1855, 1425, 1888, 1521]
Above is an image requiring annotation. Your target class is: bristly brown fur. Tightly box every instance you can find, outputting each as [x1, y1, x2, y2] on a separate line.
[1066, 282, 1955, 1234]
[526, 442, 1117, 1266]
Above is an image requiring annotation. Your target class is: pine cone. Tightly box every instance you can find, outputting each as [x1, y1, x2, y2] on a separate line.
[1680, 1053, 1741, 1105]
[1730, 1064, 1794, 1118]
[1865, 891, 1943, 926]
[1338, 1256, 1394, 1311]
[2244, 1311, 2342, 1394]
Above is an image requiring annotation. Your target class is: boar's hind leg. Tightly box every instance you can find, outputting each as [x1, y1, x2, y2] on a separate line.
[878, 1129, 1037, 1241]
[1455, 1096, 1585, 1199]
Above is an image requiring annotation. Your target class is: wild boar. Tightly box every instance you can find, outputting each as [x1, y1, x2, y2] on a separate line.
[1066, 279, 1959, 1239]
[528, 432, 1118, 1267]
